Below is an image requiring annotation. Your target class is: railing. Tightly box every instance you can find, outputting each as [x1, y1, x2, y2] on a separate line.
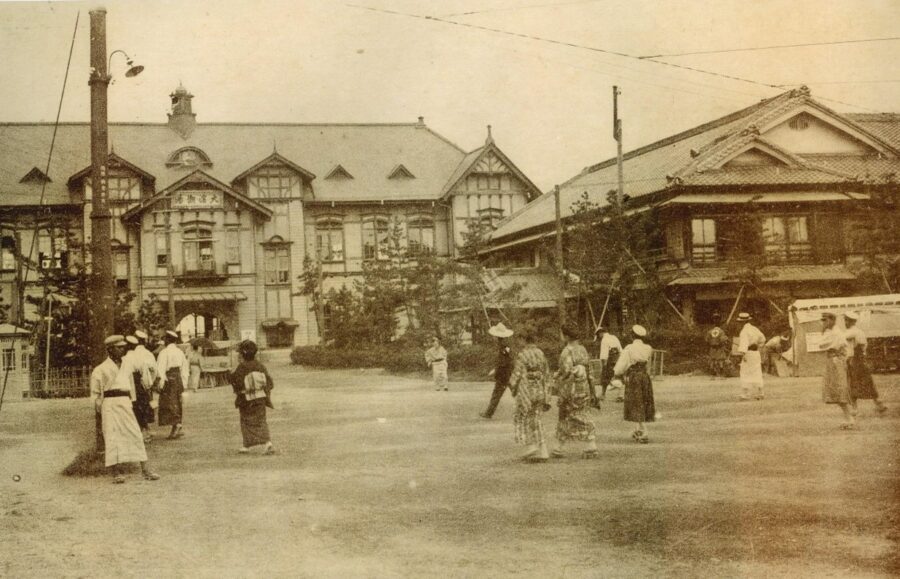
[29, 365, 92, 399]
[175, 260, 228, 279]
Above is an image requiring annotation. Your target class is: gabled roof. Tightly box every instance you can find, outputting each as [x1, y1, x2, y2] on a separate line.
[388, 164, 415, 179]
[19, 167, 51, 184]
[325, 164, 354, 180]
[440, 141, 543, 200]
[121, 169, 272, 222]
[491, 88, 900, 243]
[68, 152, 156, 186]
[231, 152, 316, 184]
[0, 122, 468, 204]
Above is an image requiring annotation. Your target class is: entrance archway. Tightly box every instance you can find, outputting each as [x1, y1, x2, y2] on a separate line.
[177, 312, 229, 342]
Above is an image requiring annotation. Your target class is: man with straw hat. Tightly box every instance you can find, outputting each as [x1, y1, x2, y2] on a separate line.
[92, 335, 160, 484]
[736, 312, 766, 401]
[820, 312, 856, 429]
[844, 311, 887, 417]
[481, 322, 514, 419]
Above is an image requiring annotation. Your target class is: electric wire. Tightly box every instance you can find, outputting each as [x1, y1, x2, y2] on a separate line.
[0, 12, 79, 416]
[639, 36, 900, 59]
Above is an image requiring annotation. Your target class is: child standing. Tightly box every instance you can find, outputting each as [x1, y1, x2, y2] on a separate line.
[229, 340, 275, 455]
[425, 336, 448, 391]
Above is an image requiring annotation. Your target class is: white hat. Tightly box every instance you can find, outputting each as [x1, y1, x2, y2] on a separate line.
[134, 330, 149, 340]
[632, 324, 647, 337]
[736, 312, 752, 322]
[488, 322, 514, 338]
[104, 335, 126, 347]
[125, 335, 139, 346]
[844, 311, 859, 321]
[165, 330, 179, 339]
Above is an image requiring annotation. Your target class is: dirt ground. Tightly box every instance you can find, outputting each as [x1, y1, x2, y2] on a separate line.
[1, 363, 898, 579]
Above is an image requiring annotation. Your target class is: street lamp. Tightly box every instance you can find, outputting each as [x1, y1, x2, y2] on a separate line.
[88, 9, 144, 365]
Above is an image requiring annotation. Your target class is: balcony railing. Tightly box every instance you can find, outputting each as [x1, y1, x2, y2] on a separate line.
[175, 260, 228, 280]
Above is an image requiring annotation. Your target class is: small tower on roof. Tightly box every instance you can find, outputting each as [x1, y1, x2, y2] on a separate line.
[168, 83, 196, 138]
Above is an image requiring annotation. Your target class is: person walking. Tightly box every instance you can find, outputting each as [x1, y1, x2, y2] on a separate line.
[552, 324, 599, 459]
[706, 315, 730, 378]
[820, 312, 856, 430]
[156, 330, 189, 439]
[91, 335, 160, 484]
[595, 326, 622, 401]
[613, 325, 656, 443]
[844, 311, 887, 417]
[508, 332, 552, 461]
[481, 322, 514, 419]
[424, 336, 448, 391]
[230, 340, 275, 455]
[187, 344, 202, 391]
[131, 330, 159, 443]
[736, 312, 766, 400]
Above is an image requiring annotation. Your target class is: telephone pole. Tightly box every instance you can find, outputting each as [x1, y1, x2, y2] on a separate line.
[613, 85, 624, 207]
[554, 184, 566, 328]
[89, 9, 114, 364]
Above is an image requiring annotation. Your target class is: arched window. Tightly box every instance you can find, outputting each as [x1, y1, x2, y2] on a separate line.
[362, 216, 390, 260]
[407, 215, 434, 255]
[315, 217, 344, 262]
[183, 227, 214, 273]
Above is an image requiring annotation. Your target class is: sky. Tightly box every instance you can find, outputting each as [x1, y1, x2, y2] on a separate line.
[0, 0, 898, 190]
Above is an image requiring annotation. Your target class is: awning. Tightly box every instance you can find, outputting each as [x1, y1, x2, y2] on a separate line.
[261, 318, 300, 328]
[658, 192, 868, 206]
[155, 291, 248, 303]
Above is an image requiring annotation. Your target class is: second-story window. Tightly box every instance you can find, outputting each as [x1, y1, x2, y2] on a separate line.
[183, 227, 214, 273]
[362, 216, 390, 260]
[225, 229, 241, 273]
[1, 236, 16, 272]
[107, 175, 140, 202]
[264, 245, 291, 284]
[315, 218, 344, 262]
[407, 215, 434, 255]
[249, 167, 298, 199]
[691, 218, 716, 263]
[763, 216, 811, 262]
[38, 228, 68, 270]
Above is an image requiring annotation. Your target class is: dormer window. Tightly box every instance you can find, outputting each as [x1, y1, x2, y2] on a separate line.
[107, 175, 141, 202]
[388, 165, 415, 180]
[166, 147, 212, 169]
[248, 166, 299, 199]
[325, 165, 354, 180]
[19, 167, 51, 184]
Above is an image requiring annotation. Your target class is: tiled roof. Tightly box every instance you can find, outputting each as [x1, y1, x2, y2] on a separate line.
[0, 122, 467, 204]
[666, 263, 857, 286]
[490, 89, 900, 242]
[483, 268, 573, 308]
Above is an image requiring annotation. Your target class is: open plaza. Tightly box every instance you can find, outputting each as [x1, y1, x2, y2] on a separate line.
[1, 362, 898, 578]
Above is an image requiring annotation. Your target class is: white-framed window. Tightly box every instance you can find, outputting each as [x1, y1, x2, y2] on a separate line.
[362, 216, 390, 260]
[183, 227, 214, 273]
[407, 215, 434, 255]
[225, 229, 241, 269]
[248, 167, 299, 199]
[107, 175, 140, 202]
[155, 231, 168, 270]
[264, 245, 290, 284]
[315, 218, 345, 262]
[1, 236, 16, 272]
[1, 348, 15, 371]
[38, 228, 68, 270]
[691, 218, 716, 263]
[114, 249, 129, 282]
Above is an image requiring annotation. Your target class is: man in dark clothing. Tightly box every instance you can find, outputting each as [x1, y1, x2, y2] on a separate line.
[480, 322, 514, 419]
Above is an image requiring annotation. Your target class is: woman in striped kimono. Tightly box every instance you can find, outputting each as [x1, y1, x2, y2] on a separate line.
[508, 333, 551, 461]
[820, 312, 856, 430]
[553, 324, 599, 459]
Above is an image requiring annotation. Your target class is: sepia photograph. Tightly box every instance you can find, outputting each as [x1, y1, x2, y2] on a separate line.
[0, 0, 898, 577]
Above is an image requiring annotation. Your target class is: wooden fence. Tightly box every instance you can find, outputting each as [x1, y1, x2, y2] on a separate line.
[29, 366, 92, 399]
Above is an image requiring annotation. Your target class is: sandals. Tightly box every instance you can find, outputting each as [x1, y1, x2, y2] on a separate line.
[550, 449, 565, 459]
[112, 475, 126, 484]
[632, 431, 649, 444]
[142, 472, 160, 481]
[263, 443, 276, 456]
[237, 447, 250, 454]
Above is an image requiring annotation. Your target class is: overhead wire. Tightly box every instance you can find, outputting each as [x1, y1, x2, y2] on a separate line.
[638, 36, 900, 59]
[441, 0, 607, 18]
[346, 3, 882, 112]
[0, 11, 80, 416]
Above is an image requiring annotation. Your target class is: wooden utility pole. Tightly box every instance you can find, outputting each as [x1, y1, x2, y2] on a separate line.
[165, 209, 176, 327]
[613, 86, 624, 207]
[554, 184, 566, 328]
[89, 9, 114, 364]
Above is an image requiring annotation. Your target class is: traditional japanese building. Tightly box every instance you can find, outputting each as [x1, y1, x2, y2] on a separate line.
[484, 87, 900, 326]
[0, 85, 541, 347]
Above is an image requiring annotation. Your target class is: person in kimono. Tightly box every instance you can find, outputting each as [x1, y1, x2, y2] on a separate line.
[820, 312, 856, 430]
[613, 325, 656, 443]
[230, 340, 275, 455]
[156, 330, 189, 439]
[736, 312, 766, 400]
[481, 322, 514, 419]
[844, 311, 887, 416]
[705, 314, 730, 378]
[424, 336, 448, 391]
[91, 335, 160, 484]
[553, 324, 598, 459]
[595, 326, 622, 401]
[508, 332, 552, 461]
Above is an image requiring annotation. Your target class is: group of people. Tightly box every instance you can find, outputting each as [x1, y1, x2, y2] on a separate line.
[462, 322, 657, 462]
[90, 329, 276, 484]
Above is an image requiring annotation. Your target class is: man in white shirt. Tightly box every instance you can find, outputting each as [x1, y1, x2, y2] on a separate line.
[844, 311, 887, 416]
[156, 330, 189, 439]
[128, 331, 159, 442]
[595, 327, 622, 401]
[736, 312, 766, 401]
